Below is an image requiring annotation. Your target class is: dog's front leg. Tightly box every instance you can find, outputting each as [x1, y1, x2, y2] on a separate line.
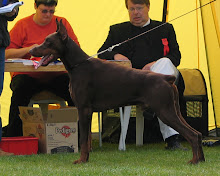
[73, 107, 92, 164]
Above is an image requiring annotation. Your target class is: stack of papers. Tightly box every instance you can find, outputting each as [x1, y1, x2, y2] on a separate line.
[0, 1, 24, 14]
[6, 58, 34, 65]
[6, 58, 63, 66]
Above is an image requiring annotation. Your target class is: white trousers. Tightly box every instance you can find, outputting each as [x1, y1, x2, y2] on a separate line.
[150, 58, 179, 140]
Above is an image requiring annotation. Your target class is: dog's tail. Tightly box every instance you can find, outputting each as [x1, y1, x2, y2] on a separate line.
[164, 75, 176, 85]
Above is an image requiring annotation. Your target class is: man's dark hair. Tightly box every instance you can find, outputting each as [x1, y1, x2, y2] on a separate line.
[35, 0, 58, 7]
[125, 0, 150, 8]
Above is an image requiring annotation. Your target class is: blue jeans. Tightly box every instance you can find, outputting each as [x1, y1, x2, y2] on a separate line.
[0, 47, 5, 142]
[0, 47, 5, 96]
[0, 117, 2, 142]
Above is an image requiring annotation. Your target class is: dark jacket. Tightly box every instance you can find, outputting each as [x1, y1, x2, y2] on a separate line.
[98, 20, 186, 116]
[98, 20, 181, 69]
[0, 0, 19, 47]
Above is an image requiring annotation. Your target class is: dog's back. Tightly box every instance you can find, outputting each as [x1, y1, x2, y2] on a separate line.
[69, 58, 176, 111]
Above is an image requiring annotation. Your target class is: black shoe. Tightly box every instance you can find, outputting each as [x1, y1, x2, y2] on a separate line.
[165, 134, 188, 151]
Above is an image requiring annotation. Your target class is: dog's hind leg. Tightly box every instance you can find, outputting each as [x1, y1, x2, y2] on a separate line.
[176, 111, 205, 162]
[159, 107, 201, 164]
[73, 107, 92, 164]
[172, 85, 205, 162]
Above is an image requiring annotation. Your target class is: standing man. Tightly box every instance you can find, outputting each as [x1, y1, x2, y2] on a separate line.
[98, 0, 186, 150]
[4, 0, 80, 137]
[0, 0, 19, 156]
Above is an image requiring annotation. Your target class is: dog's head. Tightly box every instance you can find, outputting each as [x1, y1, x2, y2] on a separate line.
[29, 19, 68, 68]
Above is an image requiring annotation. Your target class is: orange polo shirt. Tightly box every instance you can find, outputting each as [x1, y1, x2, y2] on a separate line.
[7, 14, 80, 82]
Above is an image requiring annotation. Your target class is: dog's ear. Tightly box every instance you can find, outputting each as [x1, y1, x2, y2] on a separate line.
[57, 19, 68, 41]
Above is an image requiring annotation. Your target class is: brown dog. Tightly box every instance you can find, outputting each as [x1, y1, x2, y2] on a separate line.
[29, 19, 205, 164]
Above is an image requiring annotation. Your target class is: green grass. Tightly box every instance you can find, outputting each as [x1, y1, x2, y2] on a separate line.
[0, 141, 219, 176]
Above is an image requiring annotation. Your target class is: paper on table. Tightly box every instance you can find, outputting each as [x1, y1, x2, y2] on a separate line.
[6, 58, 34, 65]
[6, 58, 63, 66]
[0, 1, 24, 14]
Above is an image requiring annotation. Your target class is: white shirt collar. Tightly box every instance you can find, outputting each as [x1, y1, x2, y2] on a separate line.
[142, 19, 151, 27]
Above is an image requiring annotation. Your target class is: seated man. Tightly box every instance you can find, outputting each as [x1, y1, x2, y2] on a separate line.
[4, 0, 80, 137]
[98, 0, 186, 149]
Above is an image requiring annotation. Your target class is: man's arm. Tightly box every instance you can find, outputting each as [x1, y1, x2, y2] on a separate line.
[98, 26, 118, 60]
[164, 24, 181, 67]
[5, 44, 38, 59]
[98, 23, 131, 60]
[142, 24, 180, 71]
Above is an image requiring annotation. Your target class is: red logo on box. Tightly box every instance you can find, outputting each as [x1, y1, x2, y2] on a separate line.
[55, 126, 76, 138]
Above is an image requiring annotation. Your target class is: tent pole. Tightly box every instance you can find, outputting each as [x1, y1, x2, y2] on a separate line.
[162, 0, 169, 22]
[199, 0, 219, 137]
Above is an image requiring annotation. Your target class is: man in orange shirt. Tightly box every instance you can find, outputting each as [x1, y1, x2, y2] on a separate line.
[4, 0, 80, 137]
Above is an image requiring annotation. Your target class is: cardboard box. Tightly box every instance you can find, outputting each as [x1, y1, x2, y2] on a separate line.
[19, 106, 78, 154]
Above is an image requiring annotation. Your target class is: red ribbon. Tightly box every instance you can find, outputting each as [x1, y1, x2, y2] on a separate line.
[162, 38, 169, 56]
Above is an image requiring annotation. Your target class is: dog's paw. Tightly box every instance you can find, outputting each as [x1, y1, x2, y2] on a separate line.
[188, 159, 199, 164]
[73, 159, 85, 164]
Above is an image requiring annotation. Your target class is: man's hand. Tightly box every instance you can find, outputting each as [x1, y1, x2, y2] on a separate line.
[114, 54, 129, 61]
[142, 61, 156, 70]
[5, 44, 40, 59]
[4, 9, 16, 17]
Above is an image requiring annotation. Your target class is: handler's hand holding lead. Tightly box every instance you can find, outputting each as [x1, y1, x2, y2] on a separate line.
[142, 61, 156, 70]
[114, 54, 129, 61]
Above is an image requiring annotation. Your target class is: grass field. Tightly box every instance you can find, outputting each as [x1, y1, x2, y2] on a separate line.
[0, 140, 219, 176]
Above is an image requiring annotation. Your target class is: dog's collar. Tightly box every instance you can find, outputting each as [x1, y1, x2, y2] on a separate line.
[68, 58, 92, 70]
